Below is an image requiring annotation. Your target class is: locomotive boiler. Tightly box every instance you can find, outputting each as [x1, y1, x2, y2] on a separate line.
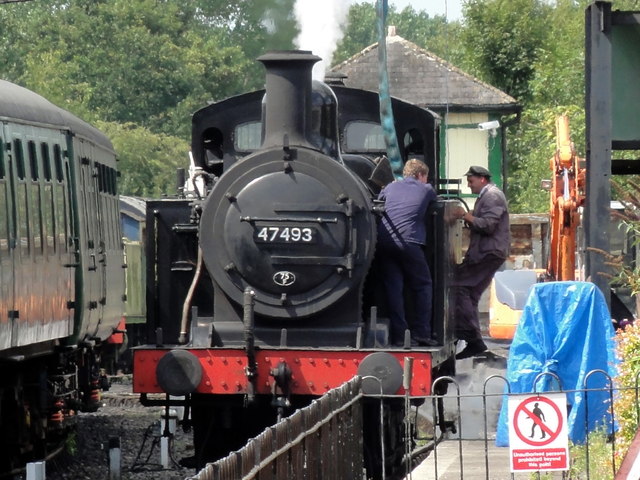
[133, 50, 460, 475]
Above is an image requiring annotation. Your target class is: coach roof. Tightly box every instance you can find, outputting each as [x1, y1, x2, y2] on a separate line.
[0, 79, 113, 151]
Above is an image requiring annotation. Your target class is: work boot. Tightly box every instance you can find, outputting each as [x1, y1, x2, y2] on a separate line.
[412, 336, 439, 347]
[455, 339, 488, 359]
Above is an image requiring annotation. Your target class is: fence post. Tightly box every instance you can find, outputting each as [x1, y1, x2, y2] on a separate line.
[26, 461, 45, 480]
[108, 436, 121, 480]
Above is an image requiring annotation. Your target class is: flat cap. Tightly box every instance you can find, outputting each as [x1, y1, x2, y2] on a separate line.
[464, 165, 491, 178]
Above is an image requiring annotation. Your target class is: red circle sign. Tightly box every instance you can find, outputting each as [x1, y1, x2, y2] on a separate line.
[513, 396, 563, 447]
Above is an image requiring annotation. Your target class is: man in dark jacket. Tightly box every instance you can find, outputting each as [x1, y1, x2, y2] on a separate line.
[452, 165, 510, 359]
[377, 159, 438, 347]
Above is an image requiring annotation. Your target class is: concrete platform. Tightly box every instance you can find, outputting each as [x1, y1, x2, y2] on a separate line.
[407, 439, 565, 479]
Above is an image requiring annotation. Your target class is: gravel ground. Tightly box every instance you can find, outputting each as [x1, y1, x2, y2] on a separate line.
[35, 377, 198, 480]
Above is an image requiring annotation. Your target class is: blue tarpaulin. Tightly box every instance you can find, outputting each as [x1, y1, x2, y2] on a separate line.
[496, 281, 618, 446]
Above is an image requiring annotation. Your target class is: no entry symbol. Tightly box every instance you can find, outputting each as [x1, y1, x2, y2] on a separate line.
[512, 396, 564, 447]
[508, 393, 569, 472]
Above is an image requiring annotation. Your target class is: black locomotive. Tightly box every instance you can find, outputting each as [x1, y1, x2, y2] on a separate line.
[133, 50, 460, 476]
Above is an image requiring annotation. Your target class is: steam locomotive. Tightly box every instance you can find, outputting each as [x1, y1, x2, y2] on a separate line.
[0, 80, 126, 474]
[132, 50, 460, 475]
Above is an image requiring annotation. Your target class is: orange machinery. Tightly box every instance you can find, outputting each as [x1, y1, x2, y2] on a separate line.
[547, 114, 586, 281]
[489, 115, 585, 339]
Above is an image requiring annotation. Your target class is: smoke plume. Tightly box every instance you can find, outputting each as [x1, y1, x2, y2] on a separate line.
[294, 0, 350, 80]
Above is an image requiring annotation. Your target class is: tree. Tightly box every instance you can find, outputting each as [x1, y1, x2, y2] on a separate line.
[462, 0, 552, 104]
[333, 2, 463, 65]
[456, 0, 587, 212]
[97, 121, 189, 197]
[0, 0, 298, 137]
[0, 0, 299, 191]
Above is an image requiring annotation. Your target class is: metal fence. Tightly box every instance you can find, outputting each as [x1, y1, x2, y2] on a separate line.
[415, 370, 640, 479]
[188, 377, 365, 480]
[186, 369, 640, 480]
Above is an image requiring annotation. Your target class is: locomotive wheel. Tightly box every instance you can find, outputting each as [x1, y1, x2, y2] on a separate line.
[363, 397, 408, 480]
[190, 395, 279, 468]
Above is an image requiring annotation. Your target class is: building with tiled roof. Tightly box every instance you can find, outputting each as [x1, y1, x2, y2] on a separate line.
[330, 28, 521, 197]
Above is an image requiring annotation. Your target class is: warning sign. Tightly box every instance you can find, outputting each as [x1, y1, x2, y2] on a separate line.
[508, 393, 569, 472]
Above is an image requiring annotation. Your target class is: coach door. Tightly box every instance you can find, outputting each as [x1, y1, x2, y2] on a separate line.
[0, 130, 14, 350]
[77, 140, 104, 339]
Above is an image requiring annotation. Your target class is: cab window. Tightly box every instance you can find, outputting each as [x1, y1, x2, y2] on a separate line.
[344, 121, 385, 152]
[235, 121, 261, 152]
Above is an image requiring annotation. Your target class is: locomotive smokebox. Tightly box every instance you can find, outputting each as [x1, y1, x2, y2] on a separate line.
[258, 50, 321, 150]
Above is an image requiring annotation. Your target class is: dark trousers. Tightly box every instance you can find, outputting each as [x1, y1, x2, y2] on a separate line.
[452, 254, 505, 343]
[378, 242, 433, 343]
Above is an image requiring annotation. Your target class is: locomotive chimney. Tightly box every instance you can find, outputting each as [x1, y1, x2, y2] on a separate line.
[257, 50, 321, 150]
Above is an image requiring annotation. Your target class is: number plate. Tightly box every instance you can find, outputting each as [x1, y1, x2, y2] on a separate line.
[254, 226, 316, 244]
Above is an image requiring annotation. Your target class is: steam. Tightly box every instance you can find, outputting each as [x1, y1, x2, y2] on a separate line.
[294, 0, 350, 80]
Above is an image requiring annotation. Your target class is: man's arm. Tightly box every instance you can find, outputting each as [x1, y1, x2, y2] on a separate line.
[466, 192, 507, 234]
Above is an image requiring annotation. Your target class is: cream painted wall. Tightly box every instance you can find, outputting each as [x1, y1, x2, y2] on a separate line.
[442, 112, 496, 197]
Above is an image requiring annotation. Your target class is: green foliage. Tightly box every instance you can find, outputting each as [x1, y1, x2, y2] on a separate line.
[507, 105, 585, 213]
[97, 121, 189, 197]
[9, 1, 261, 134]
[595, 177, 640, 470]
[3, 0, 640, 210]
[0, 0, 298, 193]
[568, 428, 615, 479]
[468, 0, 587, 212]
[333, 2, 377, 63]
[66, 431, 78, 456]
[462, 0, 553, 104]
[333, 2, 464, 65]
[613, 322, 640, 466]
[598, 179, 640, 296]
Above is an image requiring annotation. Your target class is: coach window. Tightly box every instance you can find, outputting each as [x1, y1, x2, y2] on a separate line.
[98, 163, 111, 248]
[107, 166, 117, 248]
[0, 150, 7, 254]
[53, 145, 68, 253]
[28, 141, 43, 253]
[53, 144, 64, 182]
[13, 139, 29, 255]
[28, 141, 39, 180]
[41, 143, 52, 181]
[64, 162, 74, 252]
[344, 121, 385, 152]
[109, 167, 118, 247]
[41, 143, 55, 252]
[15, 139, 26, 180]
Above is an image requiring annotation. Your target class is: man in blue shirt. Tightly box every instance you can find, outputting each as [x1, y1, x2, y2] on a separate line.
[377, 159, 438, 347]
